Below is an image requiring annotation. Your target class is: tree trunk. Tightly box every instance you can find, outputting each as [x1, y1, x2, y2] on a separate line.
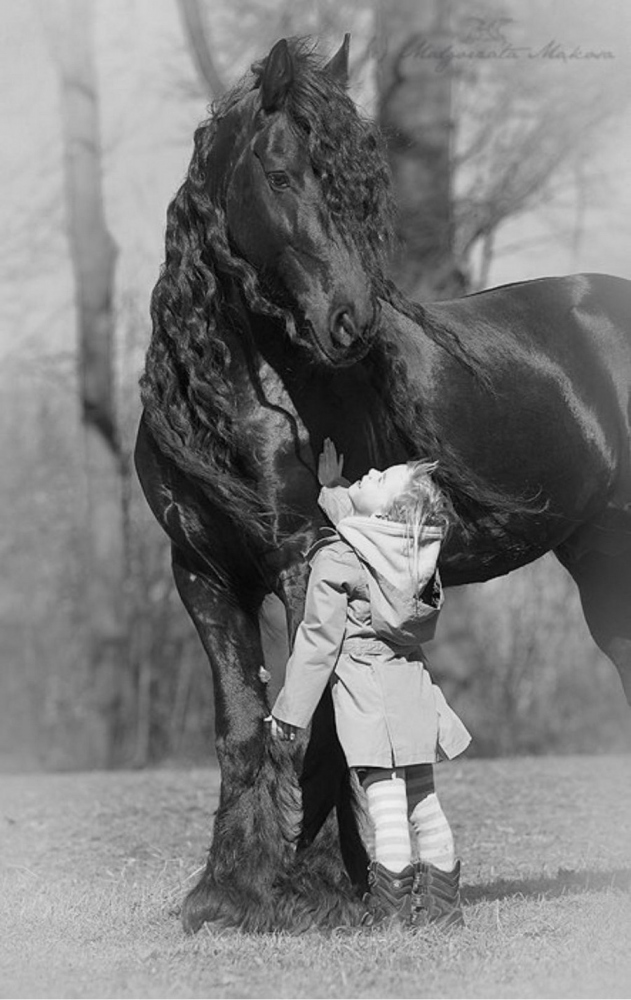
[376, 0, 466, 300]
[40, 0, 127, 767]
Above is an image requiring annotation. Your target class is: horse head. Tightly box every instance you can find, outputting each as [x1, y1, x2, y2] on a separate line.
[216, 37, 393, 365]
[141, 37, 395, 547]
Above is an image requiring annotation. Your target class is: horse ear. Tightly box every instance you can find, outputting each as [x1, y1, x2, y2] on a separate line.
[260, 38, 294, 112]
[323, 34, 351, 87]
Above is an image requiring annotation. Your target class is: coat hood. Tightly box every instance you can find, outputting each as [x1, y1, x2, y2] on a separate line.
[336, 514, 444, 648]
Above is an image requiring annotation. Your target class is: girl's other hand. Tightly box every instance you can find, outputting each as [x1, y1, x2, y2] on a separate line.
[264, 716, 297, 741]
[318, 437, 345, 486]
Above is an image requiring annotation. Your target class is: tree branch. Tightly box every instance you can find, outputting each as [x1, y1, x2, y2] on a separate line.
[176, 0, 226, 100]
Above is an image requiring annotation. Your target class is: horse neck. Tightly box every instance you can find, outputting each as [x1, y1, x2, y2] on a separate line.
[373, 296, 440, 389]
[244, 307, 404, 477]
[365, 293, 482, 472]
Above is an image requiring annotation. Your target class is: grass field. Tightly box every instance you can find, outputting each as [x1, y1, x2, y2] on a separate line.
[1, 755, 630, 999]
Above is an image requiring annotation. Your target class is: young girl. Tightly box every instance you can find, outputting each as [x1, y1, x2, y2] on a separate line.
[269, 440, 471, 929]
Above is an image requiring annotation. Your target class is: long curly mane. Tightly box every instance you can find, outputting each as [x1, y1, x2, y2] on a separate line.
[139, 39, 394, 545]
[277, 42, 394, 283]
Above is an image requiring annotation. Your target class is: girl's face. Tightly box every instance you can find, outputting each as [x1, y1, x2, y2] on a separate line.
[347, 464, 410, 517]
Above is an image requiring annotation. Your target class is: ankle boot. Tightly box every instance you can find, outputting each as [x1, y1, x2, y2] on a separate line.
[410, 859, 464, 930]
[361, 861, 414, 927]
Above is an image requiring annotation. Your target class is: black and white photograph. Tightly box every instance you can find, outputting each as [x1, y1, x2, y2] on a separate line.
[1, 1, 630, 997]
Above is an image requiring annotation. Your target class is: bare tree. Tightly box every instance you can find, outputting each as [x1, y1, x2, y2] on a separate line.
[376, 0, 466, 300]
[38, 0, 128, 767]
[176, 0, 227, 99]
[450, 4, 625, 289]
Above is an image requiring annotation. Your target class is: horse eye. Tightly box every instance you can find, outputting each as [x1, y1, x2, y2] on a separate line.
[267, 171, 290, 190]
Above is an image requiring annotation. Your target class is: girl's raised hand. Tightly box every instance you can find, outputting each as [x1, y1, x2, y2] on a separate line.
[317, 437, 345, 486]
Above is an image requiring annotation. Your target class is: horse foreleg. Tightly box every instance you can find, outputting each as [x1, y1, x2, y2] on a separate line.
[298, 687, 370, 895]
[172, 556, 303, 933]
[280, 571, 370, 903]
[556, 534, 631, 705]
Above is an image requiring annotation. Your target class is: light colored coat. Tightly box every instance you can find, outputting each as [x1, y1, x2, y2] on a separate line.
[272, 486, 471, 768]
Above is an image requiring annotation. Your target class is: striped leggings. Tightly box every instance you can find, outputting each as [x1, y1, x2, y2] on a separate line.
[356, 764, 456, 873]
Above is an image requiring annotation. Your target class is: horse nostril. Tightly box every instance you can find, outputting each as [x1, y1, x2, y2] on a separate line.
[330, 308, 357, 348]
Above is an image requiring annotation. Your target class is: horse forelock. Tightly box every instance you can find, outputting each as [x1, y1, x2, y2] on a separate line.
[280, 42, 394, 279]
[248, 36, 393, 278]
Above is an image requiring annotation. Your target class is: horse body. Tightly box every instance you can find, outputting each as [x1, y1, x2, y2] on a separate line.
[380, 273, 631, 582]
[136, 37, 631, 933]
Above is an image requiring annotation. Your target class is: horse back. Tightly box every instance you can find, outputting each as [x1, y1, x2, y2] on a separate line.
[439, 273, 631, 355]
[418, 273, 631, 541]
[426, 272, 631, 426]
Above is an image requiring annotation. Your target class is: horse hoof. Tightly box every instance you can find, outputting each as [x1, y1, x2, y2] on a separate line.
[181, 879, 241, 934]
[181, 863, 365, 934]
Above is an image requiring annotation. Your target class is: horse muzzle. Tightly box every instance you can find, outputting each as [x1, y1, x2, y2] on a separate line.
[320, 298, 380, 365]
[329, 305, 361, 350]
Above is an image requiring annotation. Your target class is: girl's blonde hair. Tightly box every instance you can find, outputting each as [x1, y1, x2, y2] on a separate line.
[384, 461, 452, 581]
[385, 460, 451, 532]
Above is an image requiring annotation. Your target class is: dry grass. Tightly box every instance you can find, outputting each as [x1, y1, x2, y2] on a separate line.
[1, 756, 630, 998]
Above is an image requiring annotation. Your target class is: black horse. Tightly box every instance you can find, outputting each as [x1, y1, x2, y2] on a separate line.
[136, 36, 631, 932]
